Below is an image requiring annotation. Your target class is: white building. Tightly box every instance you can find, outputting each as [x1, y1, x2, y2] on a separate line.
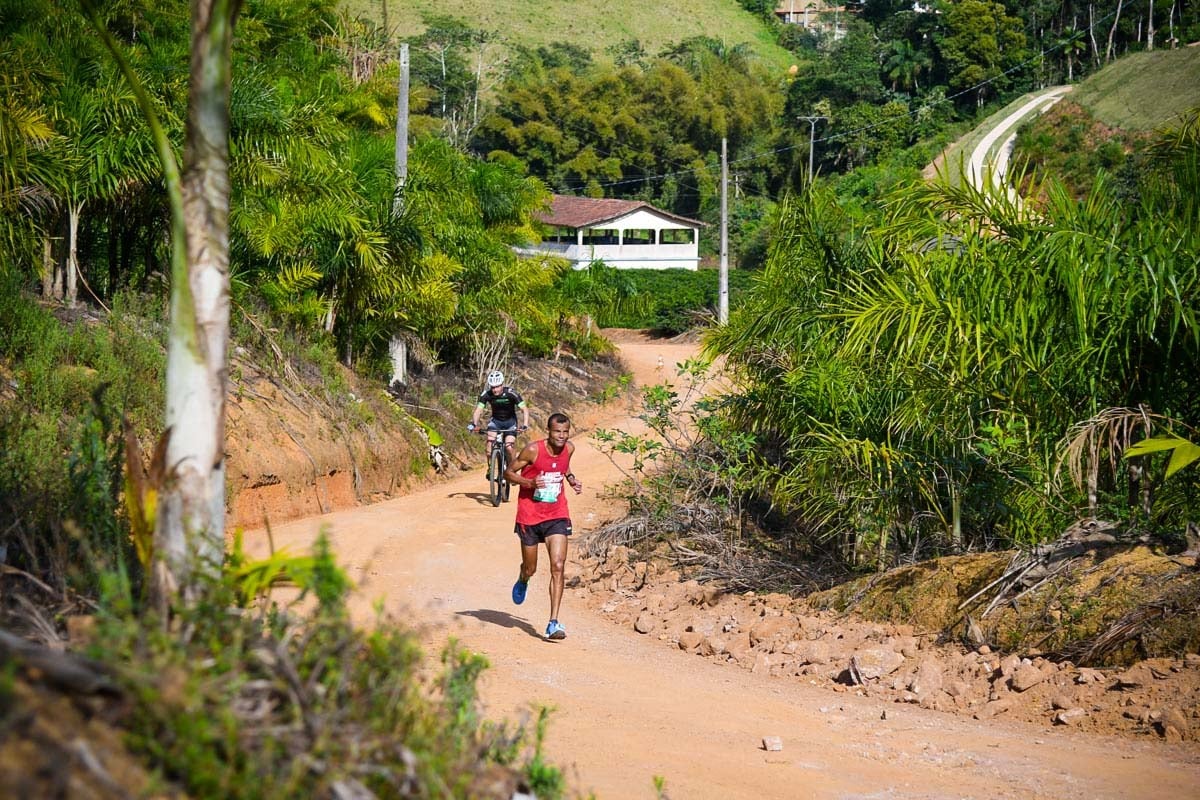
[527, 194, 705, 271]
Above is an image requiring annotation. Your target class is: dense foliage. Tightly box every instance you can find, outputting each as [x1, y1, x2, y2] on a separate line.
[88, 537, 564, 799]
[0, 0, 605, 379]
[705, 109, 1200, 569]
[473, 37, 790, 223]
[8, 1, 1197, 377]
[1, 0, 1196, 590]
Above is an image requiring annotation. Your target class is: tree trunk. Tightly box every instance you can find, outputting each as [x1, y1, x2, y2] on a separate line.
[41, 235, 54, 300]
[323, 288, 336, 333]
[472, 45, 483, 136]
[1147, 0, 1155, 51]
[388, 334, 407, 388]
[1089, 5, 1101, 67]
[155, 0, 241, 604]
[66, 202, 81, 307]
[1106, 0, 1125, 63]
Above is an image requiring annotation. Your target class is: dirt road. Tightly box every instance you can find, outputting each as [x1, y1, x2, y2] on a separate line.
[251, 332, 1200, 799]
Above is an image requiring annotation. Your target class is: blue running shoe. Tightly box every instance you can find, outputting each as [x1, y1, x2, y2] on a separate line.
[544, 620, 566, 640]
[511, 574, 528, 605]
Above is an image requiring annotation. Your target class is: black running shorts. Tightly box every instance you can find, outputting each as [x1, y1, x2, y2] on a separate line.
[515, 518, 572, 546]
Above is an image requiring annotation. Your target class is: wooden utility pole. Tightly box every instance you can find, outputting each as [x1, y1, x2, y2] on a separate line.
[719, 136, 728, 325]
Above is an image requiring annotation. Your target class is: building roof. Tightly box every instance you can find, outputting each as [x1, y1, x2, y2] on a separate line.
[538, 194, 704, 229]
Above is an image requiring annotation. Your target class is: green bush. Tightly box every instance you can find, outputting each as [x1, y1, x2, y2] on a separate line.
[582, 268, 754, 333]
[90, 537, 562, 799]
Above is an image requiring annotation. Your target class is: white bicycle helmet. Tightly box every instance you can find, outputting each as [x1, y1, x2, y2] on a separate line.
[486, 370, 504, 387]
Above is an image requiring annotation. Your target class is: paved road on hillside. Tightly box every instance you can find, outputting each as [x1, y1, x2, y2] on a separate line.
[967, 87, 1072, 192]
[248, 331, 1199, 799]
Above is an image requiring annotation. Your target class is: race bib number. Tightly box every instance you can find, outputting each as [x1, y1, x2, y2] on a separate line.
[533, 472, 563, 502]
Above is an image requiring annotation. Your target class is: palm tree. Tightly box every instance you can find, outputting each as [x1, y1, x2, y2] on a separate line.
[705, 115, 1200, 567]
[0, 73, 58, 274]
[883, 39, 932, 93]
[85, 0, 243, 604]
[45, 74, 158, 305]
[0, 3, 70, 279]
[1055, 29, 1088, 82]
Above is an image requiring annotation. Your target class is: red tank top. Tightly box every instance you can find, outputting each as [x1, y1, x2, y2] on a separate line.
[515, 439, 572, 525]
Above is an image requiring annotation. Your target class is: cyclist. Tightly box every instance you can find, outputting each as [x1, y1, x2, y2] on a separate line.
[467, 370, 529, 465]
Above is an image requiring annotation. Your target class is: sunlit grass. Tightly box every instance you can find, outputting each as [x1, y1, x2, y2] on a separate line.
[342, 0, 795, 70]
[1070, 47, 1200, 130]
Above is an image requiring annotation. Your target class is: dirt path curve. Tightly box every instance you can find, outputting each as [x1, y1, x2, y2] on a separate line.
[250, 332, 1199, 799]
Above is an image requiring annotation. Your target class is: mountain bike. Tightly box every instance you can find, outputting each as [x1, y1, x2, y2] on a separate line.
[474, 427, 524, 507]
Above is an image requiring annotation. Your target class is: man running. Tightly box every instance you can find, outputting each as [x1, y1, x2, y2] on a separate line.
[504, 412, 583, 640]
[468, 370, 529, 461]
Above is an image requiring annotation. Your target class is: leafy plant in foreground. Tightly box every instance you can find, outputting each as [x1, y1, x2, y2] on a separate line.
[91, 534, 554, 799]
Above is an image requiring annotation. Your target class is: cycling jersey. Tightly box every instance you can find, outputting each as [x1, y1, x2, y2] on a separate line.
[477, 387, 524, 422]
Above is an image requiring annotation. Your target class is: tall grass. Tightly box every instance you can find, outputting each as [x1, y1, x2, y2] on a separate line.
[80, 535, 565, 799]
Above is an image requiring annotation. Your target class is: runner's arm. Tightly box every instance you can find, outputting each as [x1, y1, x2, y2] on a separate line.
[565, 442, 581, 493]
[504, 442, 539, 488]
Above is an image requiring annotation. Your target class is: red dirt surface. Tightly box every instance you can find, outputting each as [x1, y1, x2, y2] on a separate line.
[244, 331, 1200, 799]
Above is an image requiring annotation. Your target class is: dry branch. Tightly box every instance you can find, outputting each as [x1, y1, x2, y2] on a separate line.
[0, 628, 117, 694]
[1059, 572, 1200, 666]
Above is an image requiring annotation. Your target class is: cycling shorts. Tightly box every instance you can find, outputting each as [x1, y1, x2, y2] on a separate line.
[486, 419, 519, 436]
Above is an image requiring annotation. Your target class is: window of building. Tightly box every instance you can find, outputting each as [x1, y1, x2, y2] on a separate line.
[583, 228, 619, 245]
[545, 226, 576, 244]
[622, 228, 655, 245]
[659, 228, 695, 245]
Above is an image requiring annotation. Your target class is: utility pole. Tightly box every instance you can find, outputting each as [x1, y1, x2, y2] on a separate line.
[393, 42, 409, 218]
[798, 115, 826, 185]
[719, 137, 729, 325]
[390, 43, 410, 388]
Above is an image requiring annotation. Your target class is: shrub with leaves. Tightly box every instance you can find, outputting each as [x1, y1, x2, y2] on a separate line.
[590, 360, 822, 592]
[89, 534, 560, 799]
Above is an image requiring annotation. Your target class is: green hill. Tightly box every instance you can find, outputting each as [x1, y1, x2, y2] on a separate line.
[1069, 45, 1200, 130]
[346, 0, 797, 71]
[1007, 47, 1200, 197]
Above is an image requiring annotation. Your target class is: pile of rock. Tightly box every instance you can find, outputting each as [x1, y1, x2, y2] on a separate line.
[572, 547, 1200, 741]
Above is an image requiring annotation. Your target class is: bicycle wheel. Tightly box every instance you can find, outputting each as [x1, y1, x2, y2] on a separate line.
[488, 446, 503, 507]
[500, 446, 511, 503]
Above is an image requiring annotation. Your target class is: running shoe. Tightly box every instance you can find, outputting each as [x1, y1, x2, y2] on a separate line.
[511, 573, 528, 605]
[544, 619, 566, 640]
